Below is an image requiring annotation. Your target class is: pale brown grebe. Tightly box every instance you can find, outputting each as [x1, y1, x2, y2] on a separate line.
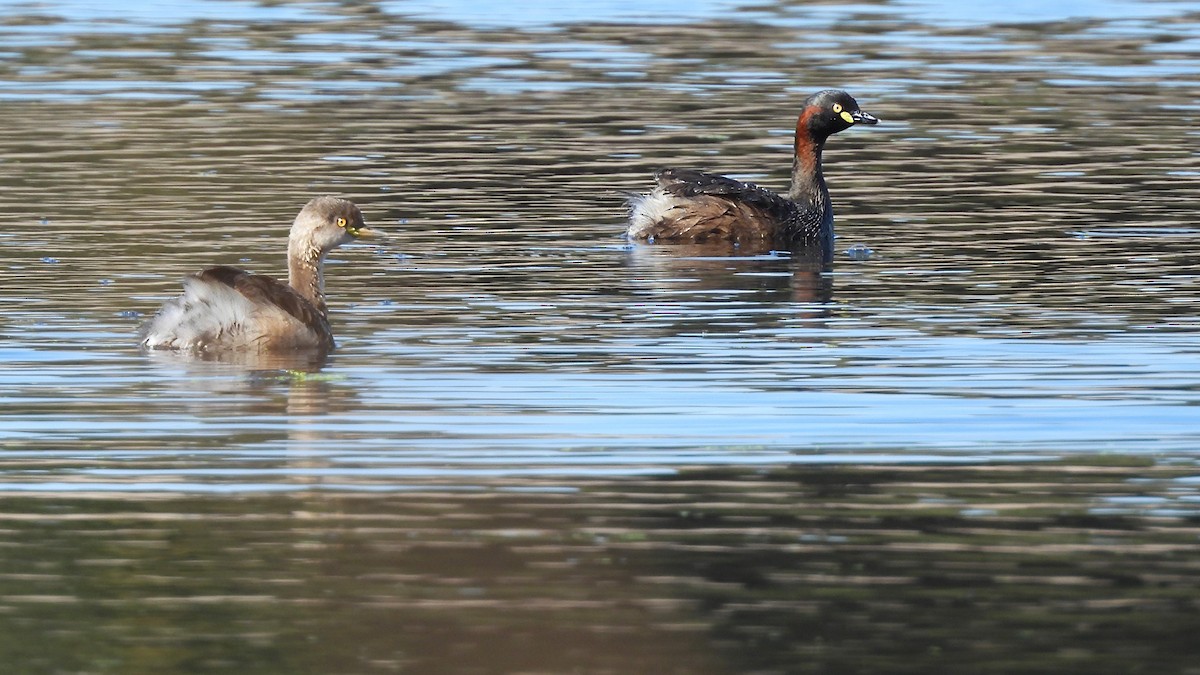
[139, 196, 374, 353]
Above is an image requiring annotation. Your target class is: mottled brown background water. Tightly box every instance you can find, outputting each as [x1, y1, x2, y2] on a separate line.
[2, 0, 1200, 672]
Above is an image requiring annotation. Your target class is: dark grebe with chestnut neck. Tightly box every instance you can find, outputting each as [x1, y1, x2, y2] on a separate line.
[626, 90, 878, 253]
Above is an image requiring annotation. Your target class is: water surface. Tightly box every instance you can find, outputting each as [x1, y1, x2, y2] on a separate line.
[2, 0, 1200, 671]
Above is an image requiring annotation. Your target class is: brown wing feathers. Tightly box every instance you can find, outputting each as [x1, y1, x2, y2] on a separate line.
[647, 169, 796, 244]
[195, 266, 333, 351]
[657, 195, 776, 243]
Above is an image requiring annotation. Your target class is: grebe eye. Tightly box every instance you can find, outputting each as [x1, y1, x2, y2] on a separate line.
[336, 217, 347, 228]
[832, 103, 843, 114]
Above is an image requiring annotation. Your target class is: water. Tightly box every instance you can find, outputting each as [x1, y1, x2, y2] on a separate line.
[3, 0, 1200, 671]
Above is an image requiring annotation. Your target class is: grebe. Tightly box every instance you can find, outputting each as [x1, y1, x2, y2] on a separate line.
[627, 90, 877, 250]
[139, 196, 374, 354]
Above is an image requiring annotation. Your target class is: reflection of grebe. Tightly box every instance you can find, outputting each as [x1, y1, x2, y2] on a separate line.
[140, 196, 375, 354]
[627, 90, 878, 250]
[624, 245, 834, 308]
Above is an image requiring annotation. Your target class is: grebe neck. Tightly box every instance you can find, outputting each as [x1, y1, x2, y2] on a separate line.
[787, 110, 829, 210]
[287, 237, 328, 318]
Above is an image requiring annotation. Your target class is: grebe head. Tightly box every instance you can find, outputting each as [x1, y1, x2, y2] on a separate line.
[292, 195, 375, 253]
[800, 90, 879, 141]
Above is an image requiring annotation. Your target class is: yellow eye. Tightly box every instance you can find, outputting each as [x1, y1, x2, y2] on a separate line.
[832, 103, 843, 114]
[336, 217, 347, 228]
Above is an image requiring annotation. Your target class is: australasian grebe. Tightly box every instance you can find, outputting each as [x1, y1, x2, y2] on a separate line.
[626, 89, 878, 250]
[139, 196, 374, 353]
